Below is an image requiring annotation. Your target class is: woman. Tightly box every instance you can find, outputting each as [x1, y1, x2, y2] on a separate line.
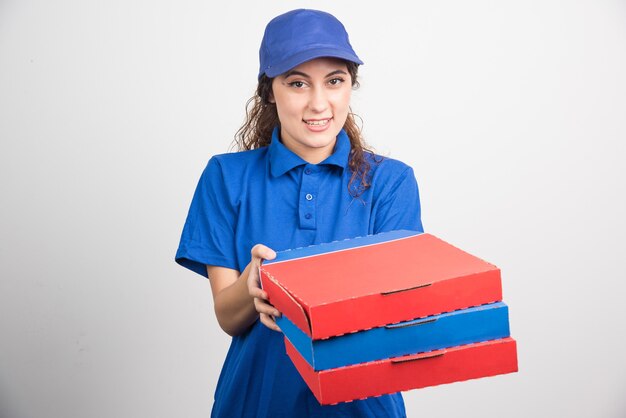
[176, 9, 423, 418]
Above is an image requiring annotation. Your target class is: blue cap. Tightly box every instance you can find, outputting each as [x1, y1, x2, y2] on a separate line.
[258, 9, 363, 79]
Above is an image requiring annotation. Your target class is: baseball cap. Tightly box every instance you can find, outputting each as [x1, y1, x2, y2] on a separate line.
[258, 9, 363, 79]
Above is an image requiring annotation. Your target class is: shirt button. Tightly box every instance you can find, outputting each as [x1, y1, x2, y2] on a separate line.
[305, 168, 312, 175]
[305, 213, 312, 219]
[305, 193, 313, 201]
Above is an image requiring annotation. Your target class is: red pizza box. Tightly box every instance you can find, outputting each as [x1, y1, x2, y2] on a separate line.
[286, 336, 518, 405]
[260, 230, 502, 340]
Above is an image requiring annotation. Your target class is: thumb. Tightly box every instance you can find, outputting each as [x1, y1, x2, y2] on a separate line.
[251, 244, 277, 264]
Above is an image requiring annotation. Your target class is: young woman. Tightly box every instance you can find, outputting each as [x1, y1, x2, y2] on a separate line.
[176, 9, 423, 418]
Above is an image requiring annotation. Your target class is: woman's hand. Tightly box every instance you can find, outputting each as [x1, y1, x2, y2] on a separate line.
[206, 244, 281, 336]
[247, 244, 282, 332]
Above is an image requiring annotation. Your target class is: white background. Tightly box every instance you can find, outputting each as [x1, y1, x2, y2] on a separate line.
[1, 1, 625, 417]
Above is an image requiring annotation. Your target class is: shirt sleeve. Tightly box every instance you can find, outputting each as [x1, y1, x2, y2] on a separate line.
[372, 166, 424, 234]
[175, 157, 238, 277]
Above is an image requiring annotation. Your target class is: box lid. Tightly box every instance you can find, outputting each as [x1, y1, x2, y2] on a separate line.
[260, 230, 502, 340]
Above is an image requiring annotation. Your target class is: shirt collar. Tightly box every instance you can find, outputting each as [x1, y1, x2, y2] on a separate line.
[268, 126, 351, 177]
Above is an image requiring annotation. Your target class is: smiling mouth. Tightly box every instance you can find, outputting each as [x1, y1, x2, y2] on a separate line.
[304, 118, 332, 126]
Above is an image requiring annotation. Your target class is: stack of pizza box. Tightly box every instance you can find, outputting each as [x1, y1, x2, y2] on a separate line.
[260, 230, 518, 405]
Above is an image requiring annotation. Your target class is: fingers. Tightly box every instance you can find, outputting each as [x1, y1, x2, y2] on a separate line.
[255, 297, 281, 332]
[254, 295, 282, 332]
[252, 275, 282, 333]
[254, 297, 281, 318]
[247, 268, 268, 303]
[260, 312, 282, 332]
[247, 243, 276, 298]
[248, 284, 267, 300]
[249, 244, 281, 332]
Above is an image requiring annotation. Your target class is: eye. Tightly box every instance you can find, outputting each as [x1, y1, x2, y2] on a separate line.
[328, 77, 345, 86]
[287, 80, 306, 88]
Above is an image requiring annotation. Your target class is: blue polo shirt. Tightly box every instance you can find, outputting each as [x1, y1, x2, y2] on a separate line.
[176, 127, 423, 418]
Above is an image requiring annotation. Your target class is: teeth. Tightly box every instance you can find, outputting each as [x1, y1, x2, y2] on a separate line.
[305, 119, 330, 126]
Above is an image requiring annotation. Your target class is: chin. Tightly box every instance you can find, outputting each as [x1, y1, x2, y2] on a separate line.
[303, 133, 337, 149]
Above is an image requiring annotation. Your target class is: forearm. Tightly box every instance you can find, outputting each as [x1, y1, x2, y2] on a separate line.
[210, 264, 259, 336]
[207, 244, 279, 336]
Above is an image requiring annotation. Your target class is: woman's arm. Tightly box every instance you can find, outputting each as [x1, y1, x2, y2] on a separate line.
[206, 244, 281, 336]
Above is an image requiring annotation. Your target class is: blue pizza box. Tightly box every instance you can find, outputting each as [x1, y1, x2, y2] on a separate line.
[277, 301, 510, 371]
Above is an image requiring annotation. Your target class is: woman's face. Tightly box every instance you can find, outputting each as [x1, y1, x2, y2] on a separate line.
[271, 58, 352, 164]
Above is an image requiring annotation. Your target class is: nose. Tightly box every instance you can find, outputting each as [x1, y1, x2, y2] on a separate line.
[308, 86, 328, 114]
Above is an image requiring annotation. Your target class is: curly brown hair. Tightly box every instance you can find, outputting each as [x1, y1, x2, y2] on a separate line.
[233, 61, 379, 197]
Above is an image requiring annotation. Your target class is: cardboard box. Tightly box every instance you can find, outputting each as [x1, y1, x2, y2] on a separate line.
[277, 301, 510, 371]
[286, 336, 518, 405]
[260, 230, 502, 340]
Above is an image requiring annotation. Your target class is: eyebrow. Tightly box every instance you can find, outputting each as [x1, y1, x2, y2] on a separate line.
[283, 69, 348, 79]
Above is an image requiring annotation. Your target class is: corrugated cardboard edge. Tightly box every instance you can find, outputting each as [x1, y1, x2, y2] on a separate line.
[265, 232, 419, 266]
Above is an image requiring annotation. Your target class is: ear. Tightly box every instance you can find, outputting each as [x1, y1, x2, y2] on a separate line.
[268, 90, 275, 104]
